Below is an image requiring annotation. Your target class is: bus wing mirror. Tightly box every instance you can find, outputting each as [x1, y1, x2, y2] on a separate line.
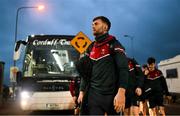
[13, 40, 27, 61]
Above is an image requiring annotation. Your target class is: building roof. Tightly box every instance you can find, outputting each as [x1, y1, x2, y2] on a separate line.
[158, 55, 180, 66]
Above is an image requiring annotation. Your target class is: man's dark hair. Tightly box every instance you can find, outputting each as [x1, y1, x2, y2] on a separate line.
[93, 16, 111, 31]
[147, 57, 156, 64]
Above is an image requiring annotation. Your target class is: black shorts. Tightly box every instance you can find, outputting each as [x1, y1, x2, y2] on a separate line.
[88, 88, 116, 115]
[148, 91, 164, 108]
[125, 90, 140, 108]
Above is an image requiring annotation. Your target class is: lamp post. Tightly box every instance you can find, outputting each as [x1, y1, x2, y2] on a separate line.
[124, 35, 134, 58]
[14, 5, 44, 67]
[13, 5, 44, 100]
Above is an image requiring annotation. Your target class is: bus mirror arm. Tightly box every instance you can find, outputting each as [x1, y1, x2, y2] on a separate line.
[16, 71, 22, 85]
[15, 40, 27, 52]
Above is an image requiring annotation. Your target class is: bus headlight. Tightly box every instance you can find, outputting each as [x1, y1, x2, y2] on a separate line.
[21, 91, 30, 99]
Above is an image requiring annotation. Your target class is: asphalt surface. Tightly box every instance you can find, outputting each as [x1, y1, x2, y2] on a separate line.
[0, 98, 74, 115]
[0, 98, 180, 115]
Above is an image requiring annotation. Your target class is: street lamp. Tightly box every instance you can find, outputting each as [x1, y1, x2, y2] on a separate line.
[14, 5, 44, 67]
[124, 34, 134, 58]
[12, 5, 44, 100]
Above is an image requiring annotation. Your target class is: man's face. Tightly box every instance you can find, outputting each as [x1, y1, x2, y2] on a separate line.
[92, 19, 108, 37]
[148, 63, 155, 71]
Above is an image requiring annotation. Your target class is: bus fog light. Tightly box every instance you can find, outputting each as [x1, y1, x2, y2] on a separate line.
[21, 100, 27, 107]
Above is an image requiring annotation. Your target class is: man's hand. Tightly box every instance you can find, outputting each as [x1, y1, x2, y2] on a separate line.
[135, 87, 142, 96]
[144, 70, 149, 75]
[166, 95, 172, 101]
[77, 91, 84, 104]
[73, 96, 77, 102]
[114, 88, 126, 113]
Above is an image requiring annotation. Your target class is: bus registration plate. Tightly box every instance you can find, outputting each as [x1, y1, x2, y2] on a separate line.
[46, 103, 59, 109]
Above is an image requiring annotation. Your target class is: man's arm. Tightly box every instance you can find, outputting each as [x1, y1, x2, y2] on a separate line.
[76, 43, 93, 103]
[113, 40, 129, 112]
[133, 59, 144, 96]
[160, 74, 170, 96]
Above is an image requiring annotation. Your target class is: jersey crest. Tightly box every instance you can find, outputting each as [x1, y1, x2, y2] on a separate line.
[128, 60, 134, 71]
[89, 35, 114, 61]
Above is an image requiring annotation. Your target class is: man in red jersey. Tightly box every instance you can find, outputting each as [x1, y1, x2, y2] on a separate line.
[77, 16, 129, 115]
[145, 57, 170, 116]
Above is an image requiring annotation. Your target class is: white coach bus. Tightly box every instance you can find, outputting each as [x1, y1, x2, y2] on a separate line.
[13, 35, 80, 111]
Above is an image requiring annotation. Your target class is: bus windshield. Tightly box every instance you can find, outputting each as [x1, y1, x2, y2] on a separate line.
[23, 43, 79, 77]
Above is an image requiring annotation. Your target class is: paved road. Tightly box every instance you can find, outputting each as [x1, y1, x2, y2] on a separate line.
[0, 99, 180, 115]
[166, 103, 180, 115]
[0, 99, 74, 115]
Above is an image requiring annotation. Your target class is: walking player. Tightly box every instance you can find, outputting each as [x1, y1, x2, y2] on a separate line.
[77, 16, 129, 115]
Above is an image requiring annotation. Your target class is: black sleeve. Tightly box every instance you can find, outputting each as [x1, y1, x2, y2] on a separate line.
[113, 40, 129, 89]
[77, 42, 94, 91]
[76, 55, 92, 91]
[80, 77, 88, 91]
[133, 59, 144, 88]
[74, 78, 81, 97]
[160, 75, 170, 96]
